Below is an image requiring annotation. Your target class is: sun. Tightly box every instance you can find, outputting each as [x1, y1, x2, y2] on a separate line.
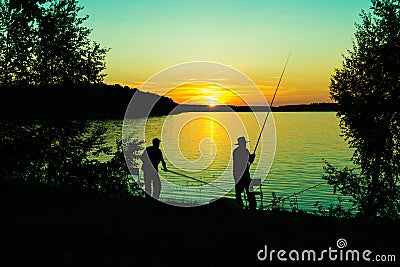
[164, 82, 248, 106]
[207, 97, 217, 107]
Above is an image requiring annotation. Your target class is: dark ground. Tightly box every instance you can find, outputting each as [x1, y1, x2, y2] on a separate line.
[1, 183, 399, 267]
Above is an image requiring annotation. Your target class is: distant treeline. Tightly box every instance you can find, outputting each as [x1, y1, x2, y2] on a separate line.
[230, 103, 338, 112]
[171, 103, 338, 113]
[0, 84, 177, 119]
[271, 103, 338, 112]
[0, 85, 338, 119]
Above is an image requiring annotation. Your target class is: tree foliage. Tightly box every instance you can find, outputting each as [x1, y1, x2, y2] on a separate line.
[327, 0, 400, 220]
[0, 1, 150, 198]
[0, 120, 145, 197]
[0, 0, 108, 86]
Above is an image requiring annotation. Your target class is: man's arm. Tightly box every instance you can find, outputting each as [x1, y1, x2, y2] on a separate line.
[249, 153, 255, 164]
[160, 150, 167, 171]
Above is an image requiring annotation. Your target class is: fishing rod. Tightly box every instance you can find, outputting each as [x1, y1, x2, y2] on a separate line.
[166, 169, 225, 191]
[264, 182, 325, 209]
[253, 53, 291, 155]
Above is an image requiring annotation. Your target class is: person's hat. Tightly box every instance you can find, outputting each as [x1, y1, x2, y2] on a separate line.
[235, 136, 250, 145]
[152, 138, 161, 143]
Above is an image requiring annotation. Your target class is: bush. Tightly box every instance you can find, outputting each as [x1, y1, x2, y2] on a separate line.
[0, 120, 144, 197]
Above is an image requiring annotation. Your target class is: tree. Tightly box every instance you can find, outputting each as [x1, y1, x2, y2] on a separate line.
[0, 0, 43, 86]
[327, 0, 400, 220]
[35, 0, 109, 85]
[0, 0, 108, 86]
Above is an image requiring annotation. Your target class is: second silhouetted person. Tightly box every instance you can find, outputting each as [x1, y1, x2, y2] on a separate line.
[140, 138, 167, 199]
[233, 136, 256, 209]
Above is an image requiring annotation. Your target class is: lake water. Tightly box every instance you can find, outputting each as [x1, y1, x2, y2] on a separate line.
[101, 112, 355, 211]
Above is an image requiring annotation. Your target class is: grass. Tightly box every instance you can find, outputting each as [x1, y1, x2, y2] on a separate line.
[0, 182, 399, 266]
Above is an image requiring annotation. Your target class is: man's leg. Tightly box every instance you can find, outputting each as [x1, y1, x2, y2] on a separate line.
[245, 177, 257, 210]
[143, 170, 152, 197]
[153, 172, 161, 199]
[235, 179, 245, 208]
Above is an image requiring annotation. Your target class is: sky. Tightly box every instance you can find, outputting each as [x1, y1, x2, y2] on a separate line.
[80, 0, 371, 106]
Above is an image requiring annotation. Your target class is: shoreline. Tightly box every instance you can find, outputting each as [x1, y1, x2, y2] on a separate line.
[1, 182, 398, 266]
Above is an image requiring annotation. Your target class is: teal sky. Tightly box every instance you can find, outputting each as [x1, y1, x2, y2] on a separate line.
[80, 0, 371, 105]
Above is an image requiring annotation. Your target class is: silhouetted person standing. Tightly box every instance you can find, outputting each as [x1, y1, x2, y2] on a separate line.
[233, 136, 256, 210]
[140, 138, 167, 199]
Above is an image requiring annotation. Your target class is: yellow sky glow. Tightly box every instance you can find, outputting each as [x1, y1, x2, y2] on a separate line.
[112, 78, 332, 106]
[82, 0, 371, 106]
[165, 83, 248, 106]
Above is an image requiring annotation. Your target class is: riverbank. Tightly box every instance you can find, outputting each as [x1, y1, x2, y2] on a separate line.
[1, 183, 398, 266]
[0, 84, 337, 120]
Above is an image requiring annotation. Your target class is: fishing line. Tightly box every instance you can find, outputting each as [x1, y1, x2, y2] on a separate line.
[166, 169, 226, 191]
